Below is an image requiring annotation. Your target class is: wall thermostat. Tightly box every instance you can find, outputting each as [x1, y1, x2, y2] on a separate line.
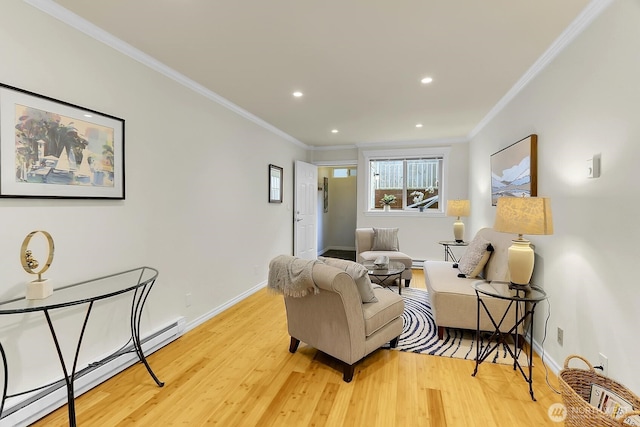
[587, 155, 600, 178]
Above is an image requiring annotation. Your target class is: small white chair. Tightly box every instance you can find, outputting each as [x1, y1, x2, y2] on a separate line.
[355, 228, 413, 287]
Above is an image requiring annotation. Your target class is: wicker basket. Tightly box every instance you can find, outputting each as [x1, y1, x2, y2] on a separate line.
[559, 355, 640, 426]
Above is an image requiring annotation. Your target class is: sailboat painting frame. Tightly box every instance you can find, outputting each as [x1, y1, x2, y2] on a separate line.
[0, 82, 125, 199]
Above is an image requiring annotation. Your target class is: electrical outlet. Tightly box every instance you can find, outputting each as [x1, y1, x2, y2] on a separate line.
[599, 353, 608, 376]
[185, 293, 192, 308]
[557, 327, 564, 346]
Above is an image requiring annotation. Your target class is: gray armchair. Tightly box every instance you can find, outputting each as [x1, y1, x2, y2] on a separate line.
[355, 227, 413, 287]
[272, 259, 404, 382]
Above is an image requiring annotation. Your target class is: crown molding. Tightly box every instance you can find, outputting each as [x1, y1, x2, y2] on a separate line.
[468, 0, 614, 140]
[356, 136, 468, 149]
[308, 135, 468, 151]
[23, 0, 309, 150]
[313, 160, 358, 166]
[309, 144, 359, 151]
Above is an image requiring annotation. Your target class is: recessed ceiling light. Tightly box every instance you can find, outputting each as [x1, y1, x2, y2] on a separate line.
[293, 91, 303, 97]
[416, 123, 423, 128]
[84, 114, 92, 118]
[421, 77, 433, 84]
[331, 129, 339, 133]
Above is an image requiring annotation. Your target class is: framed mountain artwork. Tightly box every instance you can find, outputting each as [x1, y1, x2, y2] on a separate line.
[490, 134, 537, 206]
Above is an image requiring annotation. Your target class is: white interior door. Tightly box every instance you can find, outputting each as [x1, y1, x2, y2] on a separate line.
[294, 160, 318, 259]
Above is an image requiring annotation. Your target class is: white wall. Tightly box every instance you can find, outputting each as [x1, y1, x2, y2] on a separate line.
[356, 142, 470, 262]
[469, 0, 640, 394]
[0, 0, 305, 394]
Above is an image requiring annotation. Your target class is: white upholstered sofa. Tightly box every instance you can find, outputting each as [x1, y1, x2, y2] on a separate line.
[424, 227, 525, 339]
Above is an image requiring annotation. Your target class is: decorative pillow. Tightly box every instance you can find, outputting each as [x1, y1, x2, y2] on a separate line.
[457, 235, 493, 278]
[318, 257, 378, 303]
[371, 228, 399, 251]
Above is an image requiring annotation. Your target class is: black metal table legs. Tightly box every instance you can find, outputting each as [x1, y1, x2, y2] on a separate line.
[5, 282, 165, 426]
[472, 294, 540, 401]
[131, 281, 164, 387]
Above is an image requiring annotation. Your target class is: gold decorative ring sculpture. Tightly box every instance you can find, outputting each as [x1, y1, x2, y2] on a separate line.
[20, 230, 55, 281]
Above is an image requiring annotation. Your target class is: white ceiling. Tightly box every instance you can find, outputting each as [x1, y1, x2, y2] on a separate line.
[49, 0, 591, 148]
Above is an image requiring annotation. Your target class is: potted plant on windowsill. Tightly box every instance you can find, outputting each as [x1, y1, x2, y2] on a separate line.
[380, 194, 397, 212]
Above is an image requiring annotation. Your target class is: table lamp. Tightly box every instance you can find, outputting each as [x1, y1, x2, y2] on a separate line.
[446, 200, 470, 242]
[493, 197, 553, 288]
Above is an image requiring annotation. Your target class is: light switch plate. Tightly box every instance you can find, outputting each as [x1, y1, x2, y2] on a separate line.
[587, 156, 600, 178]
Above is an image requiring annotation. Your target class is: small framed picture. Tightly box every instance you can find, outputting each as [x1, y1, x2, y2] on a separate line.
[269, 164, 283, 203]
[323, 177, 329, 213]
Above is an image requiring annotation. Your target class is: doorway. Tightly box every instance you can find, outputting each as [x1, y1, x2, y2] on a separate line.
[317, 164, 358, 258]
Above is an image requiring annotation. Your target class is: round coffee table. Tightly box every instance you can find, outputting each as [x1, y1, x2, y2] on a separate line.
[362, 261, 406, 294]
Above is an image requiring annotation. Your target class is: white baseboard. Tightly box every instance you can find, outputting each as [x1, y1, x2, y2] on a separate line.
[1, 317, 185, 427]
[531, 337, 561, 375]
[184, 280, 267, 334]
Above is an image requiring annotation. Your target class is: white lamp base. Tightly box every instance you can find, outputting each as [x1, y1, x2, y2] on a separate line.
[26, 279, 53, 300]
[453, 219, 465, 242]
[507, 239, 534, 286]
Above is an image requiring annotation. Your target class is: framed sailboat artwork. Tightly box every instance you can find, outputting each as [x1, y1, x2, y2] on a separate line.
[0, 82, 125, 199]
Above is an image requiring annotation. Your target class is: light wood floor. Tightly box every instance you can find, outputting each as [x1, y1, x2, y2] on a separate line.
[33, 269, 564, 426]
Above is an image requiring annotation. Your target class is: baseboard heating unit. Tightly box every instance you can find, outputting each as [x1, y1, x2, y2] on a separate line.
[0, 317, 186, 427]
[412, 260, 425, 268]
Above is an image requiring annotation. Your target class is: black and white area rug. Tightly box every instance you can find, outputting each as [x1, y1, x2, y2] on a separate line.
[387, 287, 529, 366]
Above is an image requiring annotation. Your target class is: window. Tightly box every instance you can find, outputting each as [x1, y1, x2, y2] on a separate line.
[364, 148, 448, 214]
[333, 168, 357, 178]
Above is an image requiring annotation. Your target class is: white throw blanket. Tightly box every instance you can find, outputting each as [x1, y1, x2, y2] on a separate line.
[268, 255, 319, 297]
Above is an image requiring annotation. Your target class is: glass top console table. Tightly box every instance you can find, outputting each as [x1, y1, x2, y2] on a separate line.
[0, 266, 164, 426]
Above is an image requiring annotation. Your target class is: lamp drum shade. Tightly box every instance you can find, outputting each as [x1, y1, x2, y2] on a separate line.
[493, 197, 553, 286]
[493, 197, 553, 236]
[446, 200, 470, 217]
